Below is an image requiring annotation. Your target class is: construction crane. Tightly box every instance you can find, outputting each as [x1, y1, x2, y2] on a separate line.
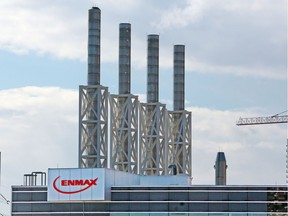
[236, 110, 288, 126]
[236, 110, 288, 183]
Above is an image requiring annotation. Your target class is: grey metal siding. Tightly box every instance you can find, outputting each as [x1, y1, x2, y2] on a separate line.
[11, 185, 287, 215]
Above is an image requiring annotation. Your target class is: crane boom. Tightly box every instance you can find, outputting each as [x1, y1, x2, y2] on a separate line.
[236, 115, 288, 126]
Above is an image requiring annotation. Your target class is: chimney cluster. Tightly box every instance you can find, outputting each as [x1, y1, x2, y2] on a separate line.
[79, 7, 192, 176]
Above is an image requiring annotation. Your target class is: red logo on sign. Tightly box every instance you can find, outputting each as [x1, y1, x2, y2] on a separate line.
[53, 176, 98, 194]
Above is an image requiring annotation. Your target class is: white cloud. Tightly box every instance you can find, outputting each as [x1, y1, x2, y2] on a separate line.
[185, 59, 287, 80]
[0, 87, 78, 214]
[159, 52, 286, 80]
[0, 0, 87, 60]
[155, 0, 285, 29]
[154, 0, 287, 80]
[154, 0, 208, 28]
[0, 0, 286, 81]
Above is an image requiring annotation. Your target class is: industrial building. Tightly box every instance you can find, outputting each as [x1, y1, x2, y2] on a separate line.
[11, 168, 288, 214]
[11, 7, 287, 215]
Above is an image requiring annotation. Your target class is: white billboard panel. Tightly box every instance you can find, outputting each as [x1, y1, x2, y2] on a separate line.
[48, 168, 105, 201]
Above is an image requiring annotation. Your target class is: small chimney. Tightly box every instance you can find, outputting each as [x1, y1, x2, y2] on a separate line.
[214, 152, 228, 185]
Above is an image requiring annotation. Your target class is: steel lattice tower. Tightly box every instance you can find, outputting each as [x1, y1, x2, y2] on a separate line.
[167, 110, 192, 175]
[139, 103, 168, 175]
[79, 85, 109, 168]
[110, 95, 138, 173]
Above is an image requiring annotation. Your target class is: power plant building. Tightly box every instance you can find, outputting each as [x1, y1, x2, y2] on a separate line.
[11, 169, 288, 215]
[11, 6, 287, 215]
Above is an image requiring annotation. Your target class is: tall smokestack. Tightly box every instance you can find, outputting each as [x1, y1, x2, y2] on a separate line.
[79, 7, 108, 168]
[111, 23, 135, 173]
[173, 45, 185, 111]
[147, 34, 159, 103]
[214, 152, 228, 185]
[119, 23, 131, 94]
[87, 7, 101, 85]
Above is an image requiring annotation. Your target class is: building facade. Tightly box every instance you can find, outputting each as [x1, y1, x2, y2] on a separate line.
[11, 168, 288, 215]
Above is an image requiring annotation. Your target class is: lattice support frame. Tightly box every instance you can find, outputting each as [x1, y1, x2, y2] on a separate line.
[167, 111, 192, 176]
[110, 94, 138, 173]
[139, 103, 168, 175]
[78, 85, 109, 168]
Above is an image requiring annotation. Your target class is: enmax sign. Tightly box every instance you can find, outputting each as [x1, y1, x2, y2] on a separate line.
[53, 176, 98, 194]
[48, 168, 105, 201]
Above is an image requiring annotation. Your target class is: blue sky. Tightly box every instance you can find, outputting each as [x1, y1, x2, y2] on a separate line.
[1, 50, 286, 111]
[0, 0, 287, 214]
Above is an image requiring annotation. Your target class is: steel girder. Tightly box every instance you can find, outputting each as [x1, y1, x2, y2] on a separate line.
[79, 85, 109, 168]
[139, 103, 168, 175]
[110, 94, 138, 174]
[167, 111, 192, 176]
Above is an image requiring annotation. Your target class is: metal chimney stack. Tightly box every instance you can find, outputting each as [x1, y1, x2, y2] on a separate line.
[79, 7, 109, 168]
[139, 34, 167, 175]
[88, 7, 101, 85]
[214, 152, 228, 185]
[168, 44, 191, 176]
[173, 45, 185, 111]
[119, 23, 131, 94]
[110, 23, 138, 174]
[147, 34, 159, 103]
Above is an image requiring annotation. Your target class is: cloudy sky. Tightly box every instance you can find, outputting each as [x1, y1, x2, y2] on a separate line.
[0, 0, 287, 214]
